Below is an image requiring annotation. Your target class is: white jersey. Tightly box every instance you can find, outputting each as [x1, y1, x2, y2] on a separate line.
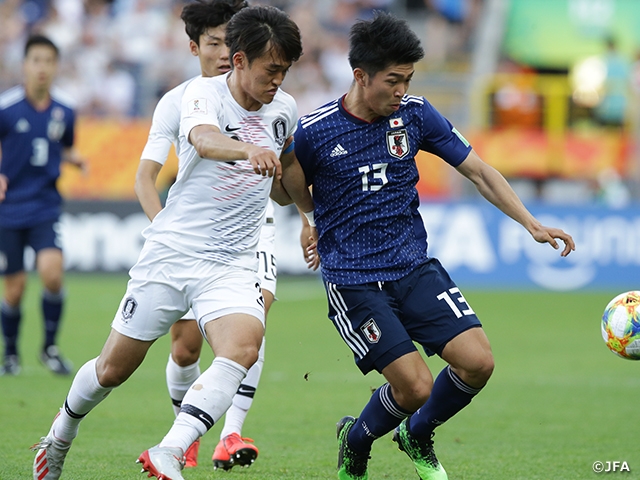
[143, 73, 296, 270]
[140, 76, 198, 164]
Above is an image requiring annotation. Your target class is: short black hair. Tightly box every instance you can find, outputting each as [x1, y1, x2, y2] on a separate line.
[225, 5, 302, 65]
[348, 12, 424, 76]
[181, 0, 248, 44]
[24, 35, 59, 58]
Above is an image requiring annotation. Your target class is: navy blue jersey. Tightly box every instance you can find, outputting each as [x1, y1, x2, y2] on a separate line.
[0, 86, 75, 228]
[295, 94, 472, 285]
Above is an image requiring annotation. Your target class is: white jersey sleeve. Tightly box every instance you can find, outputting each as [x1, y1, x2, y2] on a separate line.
[140, 77, 197, 165]
[179, 78, 223, 143]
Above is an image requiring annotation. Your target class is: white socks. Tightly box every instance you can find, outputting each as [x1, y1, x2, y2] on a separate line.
[53, 358, 112, 443]
[165, 354, 201, 416]
[160, 357, 247, 453]
[221, 339, 265, 438]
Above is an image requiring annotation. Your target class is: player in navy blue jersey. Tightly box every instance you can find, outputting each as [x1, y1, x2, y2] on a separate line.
[294, 12, 575, 480]
[0, 35, 85, 376]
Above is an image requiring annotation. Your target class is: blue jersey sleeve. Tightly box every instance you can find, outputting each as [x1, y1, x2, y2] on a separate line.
[0, 108, 9, 139]
[418, 100, 471, 167]
[293, 119, 315, 186]
[61, 108, 75, 148]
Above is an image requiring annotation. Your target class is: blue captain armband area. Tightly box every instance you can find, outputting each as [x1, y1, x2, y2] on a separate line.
[282, 140, 295, 155]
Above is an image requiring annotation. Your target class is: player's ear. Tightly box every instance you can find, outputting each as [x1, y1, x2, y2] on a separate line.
[232, 52, 246, 70]
[189, 40, 199, 58]
[353, 68, 367, 87]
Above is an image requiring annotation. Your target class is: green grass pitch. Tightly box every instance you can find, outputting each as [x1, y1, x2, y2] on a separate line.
[1, 273, 638, 479]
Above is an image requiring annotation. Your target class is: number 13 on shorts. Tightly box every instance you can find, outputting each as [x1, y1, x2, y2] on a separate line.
[437, 288, 475, 318]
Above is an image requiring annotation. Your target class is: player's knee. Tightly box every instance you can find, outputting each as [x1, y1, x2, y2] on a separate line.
[4, 279, 26, 305]
[394, 379, 432, 412]
[230, 344, 259, 370]
[3, 289, 23, 307]
[171, 342, 200, 367]
[42, 277, 63, 294]
[459, 352, 495, 386]
[95, 359, 133, 388]
[477, 353, 495, 383]
[96, 367, 126, 388]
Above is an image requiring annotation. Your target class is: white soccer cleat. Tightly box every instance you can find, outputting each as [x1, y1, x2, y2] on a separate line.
[31, 428, 71, 480]
[137, 445, 185, 480]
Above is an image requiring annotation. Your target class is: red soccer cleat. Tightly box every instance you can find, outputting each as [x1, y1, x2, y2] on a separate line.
[184, 439, 200, 468]
[212, 433, 259, 471]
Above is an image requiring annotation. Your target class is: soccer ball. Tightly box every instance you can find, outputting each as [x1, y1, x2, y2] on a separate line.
[601, 291, 640, 360]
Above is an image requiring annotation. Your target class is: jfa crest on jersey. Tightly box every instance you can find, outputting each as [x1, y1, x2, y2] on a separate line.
[386, 129, 409, 159]
[47, 106, 67, 141]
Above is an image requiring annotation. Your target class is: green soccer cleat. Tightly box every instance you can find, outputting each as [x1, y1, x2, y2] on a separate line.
[393, 418, 448, 480]
[336, 416, 369, 480]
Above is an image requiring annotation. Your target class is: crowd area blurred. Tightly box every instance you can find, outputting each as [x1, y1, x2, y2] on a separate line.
[0, 0, 481, 118]
[0, 0, 444, 117]
[4, 0, 639, 204]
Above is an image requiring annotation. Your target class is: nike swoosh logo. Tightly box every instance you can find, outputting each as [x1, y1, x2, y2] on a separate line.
[198, 414, 213, 428]
[225, 125, 241, 132]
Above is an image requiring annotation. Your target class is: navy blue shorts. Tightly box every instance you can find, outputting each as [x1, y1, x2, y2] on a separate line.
[325, 258, 482, 374]
[0, 219, 62, 275]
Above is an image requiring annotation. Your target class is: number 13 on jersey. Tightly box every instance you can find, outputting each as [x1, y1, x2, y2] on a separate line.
[359, 163, 388, 192]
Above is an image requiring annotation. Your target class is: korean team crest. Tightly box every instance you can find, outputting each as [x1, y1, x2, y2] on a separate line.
[121, 296, 138, 322]
[361, 318, 381, 344]
[386, 129, 409, 159]
[272, 118, 286, 147]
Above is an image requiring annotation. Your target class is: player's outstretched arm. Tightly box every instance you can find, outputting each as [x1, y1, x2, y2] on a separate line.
[135, 159, 164, 221]
[189, 125, 281, 177]
[456, 149, 575, 257]
[62, 147, 88, 173]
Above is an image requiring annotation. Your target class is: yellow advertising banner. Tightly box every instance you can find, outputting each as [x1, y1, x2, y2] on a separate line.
[58, 119, 633, 200]
[58, 118, 178, 200]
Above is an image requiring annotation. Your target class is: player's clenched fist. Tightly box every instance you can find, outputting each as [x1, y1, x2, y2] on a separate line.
[246, 145, 282, 178]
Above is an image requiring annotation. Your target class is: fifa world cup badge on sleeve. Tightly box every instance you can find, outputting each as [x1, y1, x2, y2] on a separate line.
[188, 98, 207, 115]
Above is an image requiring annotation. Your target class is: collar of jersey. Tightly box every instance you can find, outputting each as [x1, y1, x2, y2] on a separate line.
[338, 94, 381, 125]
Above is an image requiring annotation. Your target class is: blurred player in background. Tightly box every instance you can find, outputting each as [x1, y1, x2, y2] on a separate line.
[295, 12, 575, 480]
[135, 0, 274, 470]
[0, 34, 85, 377]
[32, 6, 313, 480]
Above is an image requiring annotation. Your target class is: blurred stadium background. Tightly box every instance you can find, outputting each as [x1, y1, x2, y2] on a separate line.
[1, 0, 639, 290]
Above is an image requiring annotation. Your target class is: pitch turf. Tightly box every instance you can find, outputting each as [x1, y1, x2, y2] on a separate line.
[1, 273, 637, 479]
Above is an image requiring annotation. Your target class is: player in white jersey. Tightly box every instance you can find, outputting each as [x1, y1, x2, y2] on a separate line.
[134, 0, 274, 470]
[32, 6, 314, 480]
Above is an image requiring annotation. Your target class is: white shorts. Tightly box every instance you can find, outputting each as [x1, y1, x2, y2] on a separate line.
[256, 221, 277, 296]
[178, 218, 277, 322]
[112, 240, 265, 341]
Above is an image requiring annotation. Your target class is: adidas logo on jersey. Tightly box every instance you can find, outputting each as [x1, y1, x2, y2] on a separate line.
[330, 144, 348, 157]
